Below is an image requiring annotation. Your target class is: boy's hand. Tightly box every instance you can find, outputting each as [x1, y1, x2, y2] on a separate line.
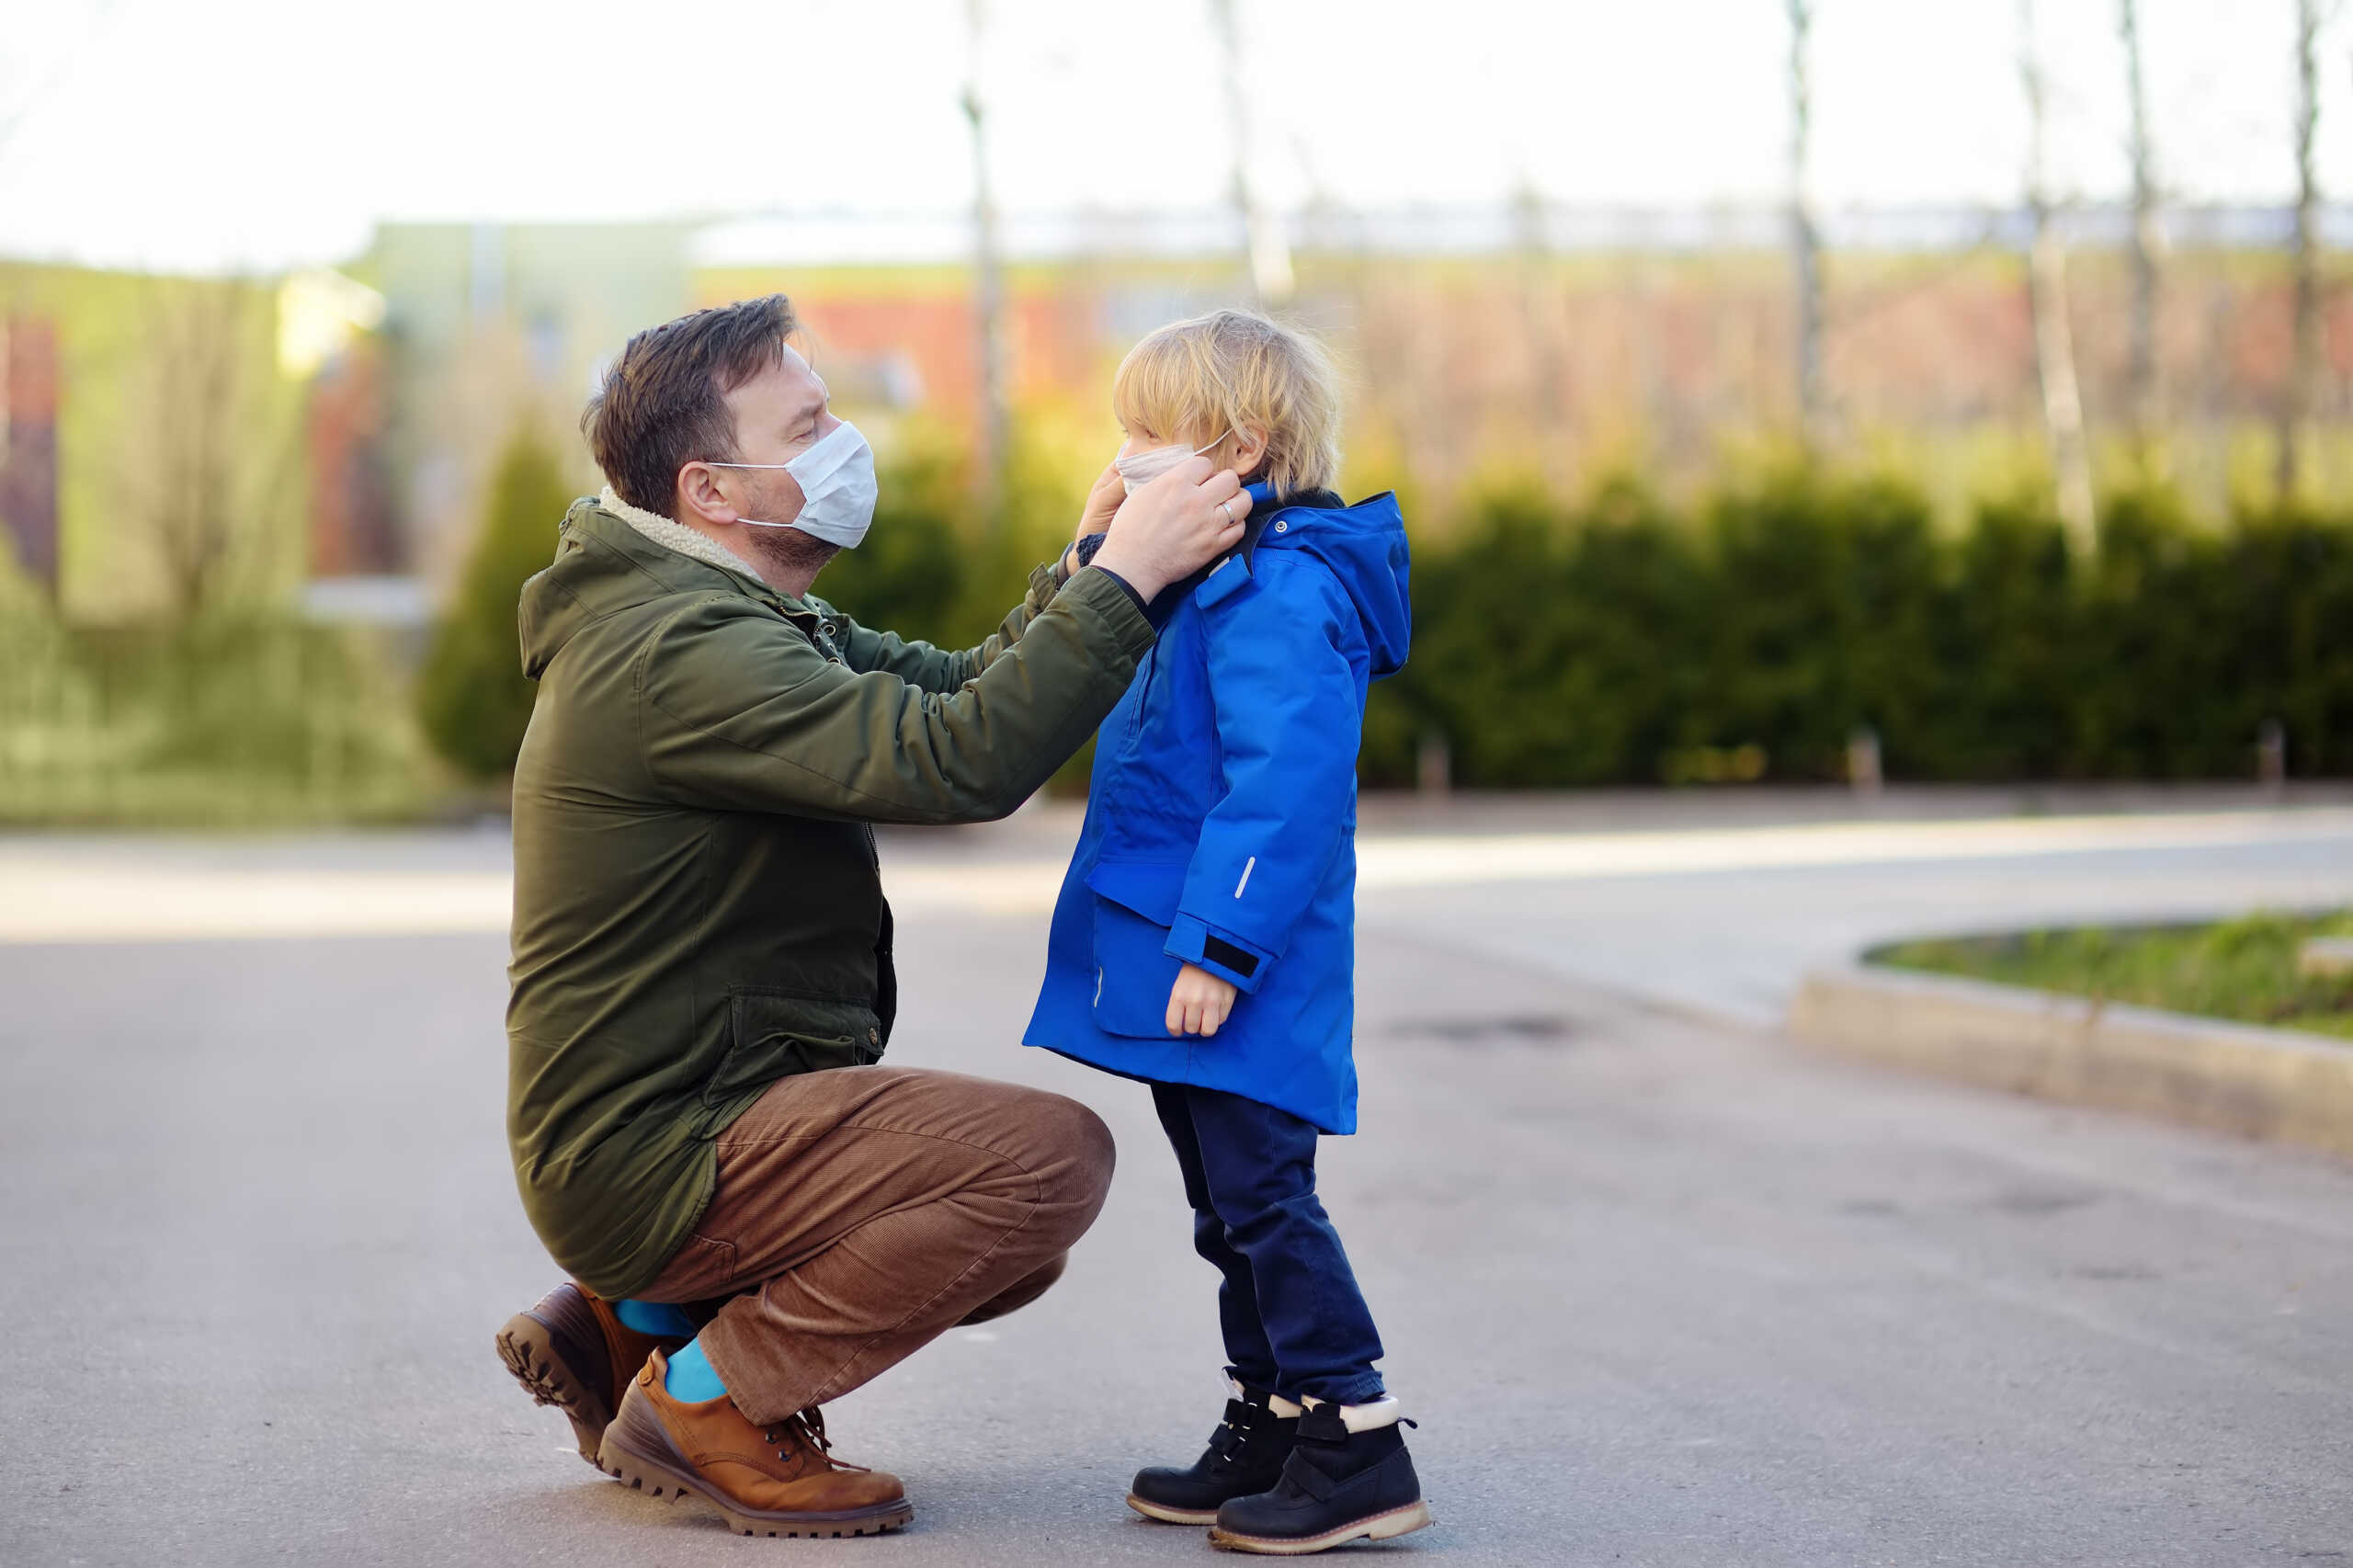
[1166, 963, 1238, 1038]
[1063, 461, 1126, 576]
[1079, 460, 1125, 538]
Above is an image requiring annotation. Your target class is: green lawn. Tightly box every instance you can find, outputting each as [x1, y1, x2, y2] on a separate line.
[1873, 911, 2353, 1041]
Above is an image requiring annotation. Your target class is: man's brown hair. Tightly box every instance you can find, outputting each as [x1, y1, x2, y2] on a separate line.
[582, 294, 798, 516]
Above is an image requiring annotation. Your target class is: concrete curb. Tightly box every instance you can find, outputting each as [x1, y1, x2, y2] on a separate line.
[1787, 961, 2353, 1158]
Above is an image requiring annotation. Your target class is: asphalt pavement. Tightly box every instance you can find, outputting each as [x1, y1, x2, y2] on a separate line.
[3, 790, 2349, 1565]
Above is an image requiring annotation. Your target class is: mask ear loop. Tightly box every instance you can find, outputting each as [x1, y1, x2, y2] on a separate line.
[699, 460, 795, 528]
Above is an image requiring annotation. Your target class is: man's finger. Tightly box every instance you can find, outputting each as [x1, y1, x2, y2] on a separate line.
[1199, 466, 1245, 507]
[1166, 995, 1185, 1036]
[1148, 453, 1215, 493]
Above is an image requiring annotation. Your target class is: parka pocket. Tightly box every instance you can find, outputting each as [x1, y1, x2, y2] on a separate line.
[1085, 861, 1188, 1040]
[707, 986, 883, 1108]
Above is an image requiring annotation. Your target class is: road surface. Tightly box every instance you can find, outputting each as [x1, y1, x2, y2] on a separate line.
[3, 790, 2347, 1564]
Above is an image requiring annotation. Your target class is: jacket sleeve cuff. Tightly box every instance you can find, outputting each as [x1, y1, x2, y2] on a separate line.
[1029, 560, 1064, 608]
[1064, 564, 1157, 661]
[1165, 914, 1275, 994]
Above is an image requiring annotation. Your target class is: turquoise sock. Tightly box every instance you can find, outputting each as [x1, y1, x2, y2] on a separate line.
[664, 1336, 727, 1403]
[612, 1298, 697, 1339]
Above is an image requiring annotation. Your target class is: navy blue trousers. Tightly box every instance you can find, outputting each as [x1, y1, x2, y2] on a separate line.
[1150, 1081, 1387, 1406]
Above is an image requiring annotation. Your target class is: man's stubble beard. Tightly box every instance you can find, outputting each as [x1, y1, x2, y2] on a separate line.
[746, 525, 840, 587]
[737, 471, 842, 587]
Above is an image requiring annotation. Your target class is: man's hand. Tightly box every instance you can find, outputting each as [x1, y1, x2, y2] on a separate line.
[1091, 457, 1250, 602]
[1063, 460, 1126, 576]
[1165, 962, 1239, 1038]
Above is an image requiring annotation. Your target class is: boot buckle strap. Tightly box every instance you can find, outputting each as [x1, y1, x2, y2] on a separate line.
[1286, 1455, 1339, 1502]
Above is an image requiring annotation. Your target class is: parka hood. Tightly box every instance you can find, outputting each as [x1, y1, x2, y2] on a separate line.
[1255, 490, 1412, 678]
[518, 498, 776, 680]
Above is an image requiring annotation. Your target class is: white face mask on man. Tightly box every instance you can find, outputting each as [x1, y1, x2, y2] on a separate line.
[1113, 428, 1232, 494]
[704, 420, 878, 550]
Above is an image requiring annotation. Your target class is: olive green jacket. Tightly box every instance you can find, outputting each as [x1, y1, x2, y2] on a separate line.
[506, 498, 1153, 1299]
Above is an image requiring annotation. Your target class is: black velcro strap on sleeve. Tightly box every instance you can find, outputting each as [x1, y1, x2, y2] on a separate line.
[1203, 937, 1260, 979]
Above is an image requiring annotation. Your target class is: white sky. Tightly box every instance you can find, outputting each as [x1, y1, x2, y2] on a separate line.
[0, 0, 2340, 275]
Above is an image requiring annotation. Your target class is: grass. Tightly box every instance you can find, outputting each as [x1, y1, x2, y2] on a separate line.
[1873, 911, 2353, 1042]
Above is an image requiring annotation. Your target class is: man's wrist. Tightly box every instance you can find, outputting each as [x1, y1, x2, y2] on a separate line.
[1091, 564, 1149, 616]
[1087, 542, 1165, 602]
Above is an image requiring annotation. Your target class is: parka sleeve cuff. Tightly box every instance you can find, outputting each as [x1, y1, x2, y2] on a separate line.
[1028, 560, 1063, 609]
[1165, 914, 1275, 994]
[1063, 564, 1157, 661]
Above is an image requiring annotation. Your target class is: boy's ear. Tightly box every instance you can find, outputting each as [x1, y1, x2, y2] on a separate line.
[1229, 426, 1269, 479]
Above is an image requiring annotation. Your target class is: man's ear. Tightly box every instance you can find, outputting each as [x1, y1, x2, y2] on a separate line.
[675, 461, 734, 527]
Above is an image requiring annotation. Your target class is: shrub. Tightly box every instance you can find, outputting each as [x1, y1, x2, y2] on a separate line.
[1383, 471, 2353, 788]
[415, 433, 574, 780]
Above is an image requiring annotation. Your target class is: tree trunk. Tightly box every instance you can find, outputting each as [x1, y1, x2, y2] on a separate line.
[962, 0, 1009, 532]
[2019, 0, 2097, 556]
[1210, 0, 1292, 305]
[2120, 0, 2163, 467]
[1788, 0, 1824, 448]
[2278, 0, 2321, 505]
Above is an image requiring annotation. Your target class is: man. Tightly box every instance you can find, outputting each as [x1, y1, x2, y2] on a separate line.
[494, 294, 1248, 1539]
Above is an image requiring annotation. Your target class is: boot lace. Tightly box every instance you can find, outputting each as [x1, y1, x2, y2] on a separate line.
[761, 1406, 830, 1463]
[761, 1405, 873, 1473]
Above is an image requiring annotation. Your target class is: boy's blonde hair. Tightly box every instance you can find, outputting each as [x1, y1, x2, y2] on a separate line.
[1111, 310, 1342, 497]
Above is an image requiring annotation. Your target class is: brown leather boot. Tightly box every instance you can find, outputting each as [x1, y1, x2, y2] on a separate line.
[597, 1349, 913, 1538]
[494, 1283, 683, 1466]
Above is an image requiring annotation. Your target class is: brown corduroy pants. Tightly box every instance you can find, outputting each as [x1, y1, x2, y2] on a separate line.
[634, 1065, 1116, 1426]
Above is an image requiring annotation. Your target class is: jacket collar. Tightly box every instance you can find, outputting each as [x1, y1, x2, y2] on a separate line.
[598, 485, 772, 587]
[1145, 483, 1347, 624]
[571, 495, 831, 628]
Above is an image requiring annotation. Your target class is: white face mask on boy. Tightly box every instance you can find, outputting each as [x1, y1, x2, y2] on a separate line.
[1113, 428, 1233, 494]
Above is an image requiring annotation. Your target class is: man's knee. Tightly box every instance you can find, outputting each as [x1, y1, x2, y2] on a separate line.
[957, 1249, 1069, 1325]
[1027, 1092, 1116, 1235]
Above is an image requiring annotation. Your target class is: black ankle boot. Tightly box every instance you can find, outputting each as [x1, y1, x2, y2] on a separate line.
[1209, 1401, 1431, 1554]
[1127, 1385, 1301, 1525]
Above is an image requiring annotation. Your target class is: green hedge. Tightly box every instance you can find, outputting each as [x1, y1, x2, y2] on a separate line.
[416, 433, 575, 780]
[415, 437, 2353, 794]
[1363, 473, 2353, 787]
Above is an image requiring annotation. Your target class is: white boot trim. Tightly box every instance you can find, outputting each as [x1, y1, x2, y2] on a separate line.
[1230, 1377, 1305, 1420]
[1301, 1394, 1402, 1432]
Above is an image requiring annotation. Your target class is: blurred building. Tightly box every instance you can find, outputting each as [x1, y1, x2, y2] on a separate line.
[8, 200, 2351, 621]
[0, 316, 60, 597]
[343, 222, 695, 600]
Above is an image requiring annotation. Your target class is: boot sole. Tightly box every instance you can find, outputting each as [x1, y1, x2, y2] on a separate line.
[1126, 1494, 1222, 1526]
[1209, 1499, 1434, 1555]
[597, 1417, 914, 1539]
[494, 1311, 609, 1468]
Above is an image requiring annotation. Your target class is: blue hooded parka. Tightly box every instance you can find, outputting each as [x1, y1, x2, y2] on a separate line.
[1022, 488, 1412, 1133]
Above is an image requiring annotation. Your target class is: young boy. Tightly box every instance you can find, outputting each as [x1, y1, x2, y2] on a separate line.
[1022, 311, 1426, 1555]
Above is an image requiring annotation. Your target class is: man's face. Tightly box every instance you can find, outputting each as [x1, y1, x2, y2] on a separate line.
[721, 345, 840, 527]
[708, 345, 845, 584]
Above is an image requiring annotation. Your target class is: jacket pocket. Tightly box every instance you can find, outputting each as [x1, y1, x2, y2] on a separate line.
[707, 986, 884, 1108]
[1085, 861, 1188, 1040]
